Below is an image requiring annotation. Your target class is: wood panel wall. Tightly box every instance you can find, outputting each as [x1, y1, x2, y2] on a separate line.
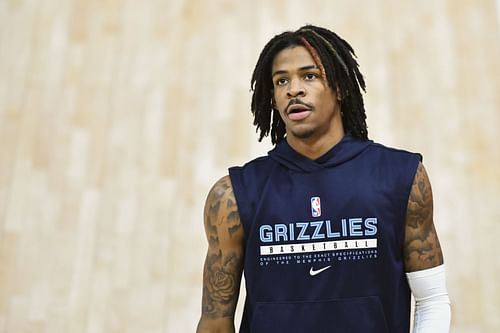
[0, 0, 499, 332]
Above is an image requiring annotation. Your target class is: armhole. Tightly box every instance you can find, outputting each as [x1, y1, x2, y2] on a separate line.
[228, 167, 251, 237]
[400, 153, 423, 252]
[403, 153, 423, 204]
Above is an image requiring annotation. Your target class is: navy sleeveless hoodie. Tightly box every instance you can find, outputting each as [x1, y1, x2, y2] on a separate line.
[229, 135, 422, 333]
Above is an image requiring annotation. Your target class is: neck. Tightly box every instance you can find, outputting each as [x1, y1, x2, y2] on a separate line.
[286, 126, 345, 160]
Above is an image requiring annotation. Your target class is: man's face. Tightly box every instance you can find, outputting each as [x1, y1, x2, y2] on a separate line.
[271, 46, 342, 141]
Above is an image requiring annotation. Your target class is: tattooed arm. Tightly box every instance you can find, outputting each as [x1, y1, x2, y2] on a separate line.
[403, 162, 443, 271]
[196, 176, 245, 333]
[404, 164, 451, 331]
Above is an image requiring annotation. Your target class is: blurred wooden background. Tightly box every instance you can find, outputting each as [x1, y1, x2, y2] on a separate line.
[0, 0, 499, 332]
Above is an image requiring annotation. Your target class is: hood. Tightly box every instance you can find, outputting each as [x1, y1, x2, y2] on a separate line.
[268, 134, 372, 173]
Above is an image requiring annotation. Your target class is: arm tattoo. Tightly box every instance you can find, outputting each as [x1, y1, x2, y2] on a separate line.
[201, 176, 244, 319]
[202, 251, 241, 317]
[404, 163, 444, 272]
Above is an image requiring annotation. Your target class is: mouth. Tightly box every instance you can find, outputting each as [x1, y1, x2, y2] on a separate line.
[287, 104, 312, 121]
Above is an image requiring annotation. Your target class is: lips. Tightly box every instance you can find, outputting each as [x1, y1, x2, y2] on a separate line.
[287, 103, 312, 121]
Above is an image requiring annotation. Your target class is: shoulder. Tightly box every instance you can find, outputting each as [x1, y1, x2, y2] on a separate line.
[207, 175, 233, 199]
[229, 155, 272, 173]
[408, 162, 433, 206]
[366, 141, 422, 177]
[227, 155, 275, 232]
[367, 141, 422, 160]
[204, 175, 244, 243]
[228, 155, 274, 194]
[205, 175, 237, 213]
[406, 162, 433, 216]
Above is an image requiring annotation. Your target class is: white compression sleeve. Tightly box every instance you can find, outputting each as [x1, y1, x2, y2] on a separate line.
[406, 264, 451, 333]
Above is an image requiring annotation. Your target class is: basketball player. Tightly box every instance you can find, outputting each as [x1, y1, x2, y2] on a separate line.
[196, 25, 451, 333]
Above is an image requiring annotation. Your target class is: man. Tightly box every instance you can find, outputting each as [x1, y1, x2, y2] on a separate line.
[196, 25, 451, 333]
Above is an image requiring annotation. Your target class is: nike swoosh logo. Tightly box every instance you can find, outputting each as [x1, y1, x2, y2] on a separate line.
[309, 265, 332, 276]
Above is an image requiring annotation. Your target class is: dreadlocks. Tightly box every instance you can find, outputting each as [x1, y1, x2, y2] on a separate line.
[251, 25, 368, 144]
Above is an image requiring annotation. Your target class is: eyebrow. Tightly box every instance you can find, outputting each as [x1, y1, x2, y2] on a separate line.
[272, 65, 319, 77]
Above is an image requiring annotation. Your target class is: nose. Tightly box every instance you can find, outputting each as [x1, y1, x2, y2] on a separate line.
[286, 78, 306, 98]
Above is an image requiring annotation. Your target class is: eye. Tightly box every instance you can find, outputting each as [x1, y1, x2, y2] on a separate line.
[304, 73, 318, 80]
[276, 78, 288, 86]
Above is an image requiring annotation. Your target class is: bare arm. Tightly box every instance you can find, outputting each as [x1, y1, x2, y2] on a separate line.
[404, 163, 451, 331]
[196, 176, 245, 333]
[404, 162, 443, 272]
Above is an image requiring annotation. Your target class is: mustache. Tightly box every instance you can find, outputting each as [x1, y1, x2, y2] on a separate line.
[285, 98, 314, 114]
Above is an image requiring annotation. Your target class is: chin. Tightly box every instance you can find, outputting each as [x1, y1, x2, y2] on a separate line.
[290, 127, 317, 139]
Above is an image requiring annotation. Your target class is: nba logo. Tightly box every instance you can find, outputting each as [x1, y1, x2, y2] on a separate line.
[311, 197, 321, 217]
